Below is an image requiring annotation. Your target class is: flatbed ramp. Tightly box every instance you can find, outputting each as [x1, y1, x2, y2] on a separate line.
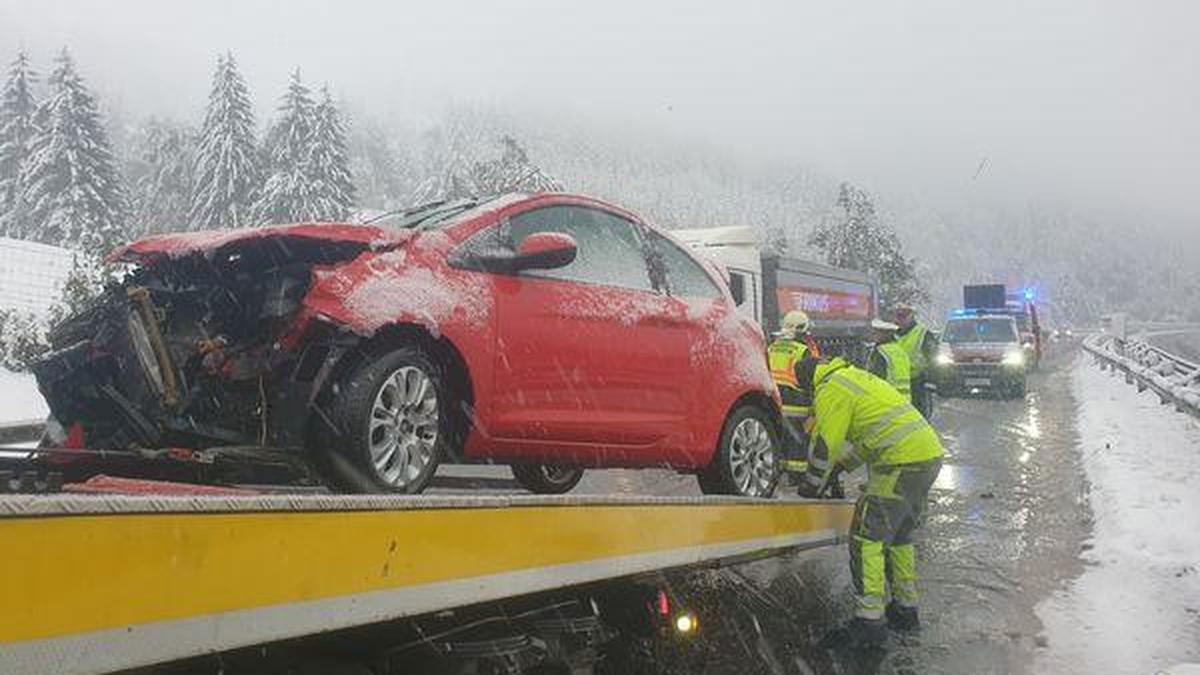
[0, 493, 852, 675]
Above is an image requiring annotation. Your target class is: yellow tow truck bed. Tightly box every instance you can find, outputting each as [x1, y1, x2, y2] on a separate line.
[0, 493, 852, 675]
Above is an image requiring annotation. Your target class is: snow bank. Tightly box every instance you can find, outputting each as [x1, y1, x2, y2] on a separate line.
[1035, 357, 1200, 673]
[0, 368, 47, 423]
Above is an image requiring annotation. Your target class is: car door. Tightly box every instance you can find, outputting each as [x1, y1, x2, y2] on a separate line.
[643, 229, 739, 459]
[488, 204, 688, 462]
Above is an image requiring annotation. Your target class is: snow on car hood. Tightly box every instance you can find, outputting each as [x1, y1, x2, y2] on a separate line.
[106, 223, 413, 264]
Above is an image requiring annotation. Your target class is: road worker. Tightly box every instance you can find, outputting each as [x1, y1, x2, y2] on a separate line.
[768, 310, 820, 474]
[866, 319, 911, 398]
[893, 303, 939, 419]
[793, 355, 944, 647]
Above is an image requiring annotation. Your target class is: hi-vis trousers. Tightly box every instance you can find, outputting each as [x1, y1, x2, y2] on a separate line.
[849, 458, 942, 619]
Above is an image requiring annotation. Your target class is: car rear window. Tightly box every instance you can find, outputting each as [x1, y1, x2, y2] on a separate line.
[944, 318, 1018, 343]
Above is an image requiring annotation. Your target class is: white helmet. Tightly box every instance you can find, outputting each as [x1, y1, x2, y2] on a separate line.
[780, 310, 811, 339]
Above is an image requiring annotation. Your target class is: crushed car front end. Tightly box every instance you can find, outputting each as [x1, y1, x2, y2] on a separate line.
[32, 225, 404, 452]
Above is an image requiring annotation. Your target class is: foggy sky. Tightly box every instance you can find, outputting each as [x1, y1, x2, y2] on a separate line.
[2, 0, 1197, 233]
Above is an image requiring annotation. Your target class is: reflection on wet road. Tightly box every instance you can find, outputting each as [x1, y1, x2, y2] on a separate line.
[431, 346, 1090, 674]
[628, 347, 1091, 675]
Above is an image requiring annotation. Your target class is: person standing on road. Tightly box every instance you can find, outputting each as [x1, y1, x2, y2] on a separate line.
[893, 303, 938, 419]
[768, 310, 820, 474]
[866, 319, 911, 398]
[793, 355, 944, 647]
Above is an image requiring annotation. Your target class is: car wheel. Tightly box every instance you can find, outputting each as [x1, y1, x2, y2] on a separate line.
[1012, 380, 1027, 399]
[510, 464, 585, 494]
[697, 405, 780, 497]
[317, 346, 449, 494]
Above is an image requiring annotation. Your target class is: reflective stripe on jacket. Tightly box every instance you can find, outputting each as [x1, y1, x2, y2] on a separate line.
[808, 359, 943, 479]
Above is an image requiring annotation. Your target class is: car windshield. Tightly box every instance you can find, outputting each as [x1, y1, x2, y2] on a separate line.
[944, 318, 1018, 343]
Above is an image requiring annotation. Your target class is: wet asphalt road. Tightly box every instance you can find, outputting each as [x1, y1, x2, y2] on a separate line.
[430, 342, 1091, 674]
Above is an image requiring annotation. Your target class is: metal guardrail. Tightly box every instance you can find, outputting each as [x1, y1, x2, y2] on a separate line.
[1083, 332, 1200, 419]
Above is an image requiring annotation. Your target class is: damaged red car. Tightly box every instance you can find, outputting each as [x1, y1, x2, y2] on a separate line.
[32, 193, 782, 496]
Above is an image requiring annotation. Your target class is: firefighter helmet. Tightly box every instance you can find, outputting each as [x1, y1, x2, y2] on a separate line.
[780, 310, 811, 339]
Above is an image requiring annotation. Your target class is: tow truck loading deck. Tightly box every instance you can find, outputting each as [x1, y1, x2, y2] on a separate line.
[0, 492, 852, 675]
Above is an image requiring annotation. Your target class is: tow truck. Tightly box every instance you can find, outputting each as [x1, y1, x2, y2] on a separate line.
[0, 415, 853, 675]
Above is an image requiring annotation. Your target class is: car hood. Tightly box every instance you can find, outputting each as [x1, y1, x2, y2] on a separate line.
[106, 223, 413, 264]
[947, 342, 1013, 361]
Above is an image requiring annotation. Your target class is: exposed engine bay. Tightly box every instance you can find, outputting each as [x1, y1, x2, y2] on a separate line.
[32, 237, 371, 451]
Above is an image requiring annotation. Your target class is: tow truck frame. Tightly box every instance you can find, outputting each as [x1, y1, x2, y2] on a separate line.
[1, 420, 853, 675]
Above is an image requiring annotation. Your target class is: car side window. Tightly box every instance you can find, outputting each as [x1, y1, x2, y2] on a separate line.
[507, 205, 653, 291]
[645, 230, 724, 299]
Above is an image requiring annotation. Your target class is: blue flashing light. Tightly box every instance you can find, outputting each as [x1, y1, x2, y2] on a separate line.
[1023, 288, 1036, 302]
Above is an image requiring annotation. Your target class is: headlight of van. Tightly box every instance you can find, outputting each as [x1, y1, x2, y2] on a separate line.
[934, 346, 954, 366]
[1002, 348, 1026, 367]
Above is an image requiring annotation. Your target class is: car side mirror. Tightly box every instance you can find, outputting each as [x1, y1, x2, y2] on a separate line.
[512, 232, 577, 271]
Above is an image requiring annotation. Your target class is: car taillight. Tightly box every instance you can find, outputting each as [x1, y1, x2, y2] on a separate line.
[656, 589, 670, 617]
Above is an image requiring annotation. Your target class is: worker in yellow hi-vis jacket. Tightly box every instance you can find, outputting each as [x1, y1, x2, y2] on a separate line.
[866, 318, 912, 398]
[793, 355, 944, 647]
[767, 310, 820, 474]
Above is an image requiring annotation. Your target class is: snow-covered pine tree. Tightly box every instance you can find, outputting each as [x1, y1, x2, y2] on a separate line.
[349, 120, 413, 211]
[807, 182, 928, 312]
[412, 112, 492, 203]
[20, 49, 126, 254]
[470, 135, 563, 196]
[306, 86, 355, 221]
[0, 51, 37, 238]
[189, 53, 259, 230]
[126, 118, 196, 235]
[254, 69, 317, 224]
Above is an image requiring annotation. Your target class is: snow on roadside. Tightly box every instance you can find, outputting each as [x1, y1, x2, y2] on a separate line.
[0, 368, 47, 423]
[1035, 356, 1200, 674]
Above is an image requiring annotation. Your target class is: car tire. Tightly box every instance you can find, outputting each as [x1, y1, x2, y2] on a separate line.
[510, 464, 585, 494]
[697, 405, 780, 498]
[315, 345, 450, 494]
[1011, 380, 1027, 399]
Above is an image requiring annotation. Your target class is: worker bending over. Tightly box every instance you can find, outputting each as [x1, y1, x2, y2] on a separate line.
[794, 355, 944, 647]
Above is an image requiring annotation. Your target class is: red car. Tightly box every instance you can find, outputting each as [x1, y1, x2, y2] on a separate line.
[34, 193, 782, 496]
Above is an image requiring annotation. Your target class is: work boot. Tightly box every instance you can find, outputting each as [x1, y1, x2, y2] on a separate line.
[886, 602, 920, 631]
[821, 617, 888, 649]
